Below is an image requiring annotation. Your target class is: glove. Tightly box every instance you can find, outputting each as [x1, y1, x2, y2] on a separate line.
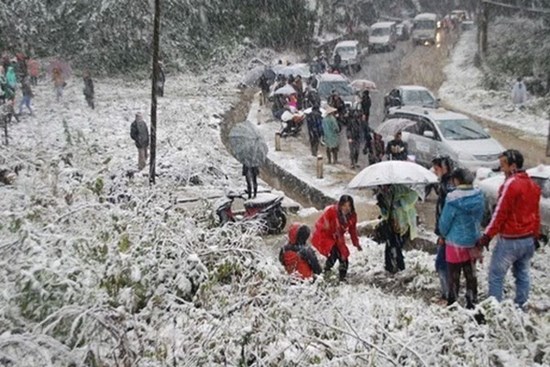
[356, 244, 363, 251]
[534, 238, 540, 250]
[477, 234, 491, 249]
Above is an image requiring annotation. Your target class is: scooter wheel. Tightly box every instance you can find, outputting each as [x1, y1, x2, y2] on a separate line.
[267, 210, 287, 235]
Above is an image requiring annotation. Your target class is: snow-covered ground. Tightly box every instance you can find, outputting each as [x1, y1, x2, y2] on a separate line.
[1, 58, 549, 366]
[440, 30, 549, 139]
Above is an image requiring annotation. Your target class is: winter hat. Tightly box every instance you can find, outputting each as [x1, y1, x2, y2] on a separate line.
[288, 223, 302, 245]
[296, 225, 311, 246]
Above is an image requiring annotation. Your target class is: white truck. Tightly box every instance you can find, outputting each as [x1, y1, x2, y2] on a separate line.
[411, 13, 439, 46]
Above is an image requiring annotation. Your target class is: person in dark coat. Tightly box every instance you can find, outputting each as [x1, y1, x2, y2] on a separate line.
[130, 112, 149, 170]
[386, 131, 408, 160]
[333, 51, 342, 72]
[360, 91, 372, 154]
[83, 70, 95, 109]
[346, 109, 362, 169]
[242, 165, 259, 199]
[280, 223, 322, 279]
[431, 156, 455, 303]
[258, 74, 270, 106]
[18, 76, 33, 115]
[369, 132, 385, 165]
[306, 105, 323, 156]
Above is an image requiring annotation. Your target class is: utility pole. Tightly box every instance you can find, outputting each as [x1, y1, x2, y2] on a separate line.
[149, 0, 161, 185]
[479, 1, 489, 59]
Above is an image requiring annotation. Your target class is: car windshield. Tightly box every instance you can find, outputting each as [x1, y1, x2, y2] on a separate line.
[372, 27, 390, 36]
[415, 20, 435, 30]
[335, 46, 356, 57]
[436, 119, 491, 140]
[318, 81, 354, 98]
[401, 89, 436, 107]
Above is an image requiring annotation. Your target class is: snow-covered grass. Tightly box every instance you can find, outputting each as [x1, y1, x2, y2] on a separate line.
[440, 30, 549, 139]
[0, 62, 549, 366]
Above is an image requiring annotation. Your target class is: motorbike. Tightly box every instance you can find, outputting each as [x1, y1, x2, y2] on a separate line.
[215, 192, 287, 234]
[279, 110, 305, 138]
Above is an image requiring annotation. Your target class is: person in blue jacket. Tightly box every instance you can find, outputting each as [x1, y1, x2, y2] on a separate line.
[438, 168, 485, 308]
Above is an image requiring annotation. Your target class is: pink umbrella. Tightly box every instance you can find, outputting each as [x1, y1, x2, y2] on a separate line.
[47, 58, 72, 79]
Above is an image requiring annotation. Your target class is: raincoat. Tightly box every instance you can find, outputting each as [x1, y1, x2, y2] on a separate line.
[311, 204, 360, 260]
[279, 224, 321, 279]
[511, 81, 527, 105]
[438, 186, 485, 247]
[378, 185, 418, 240]
[6, 66, 17, 89]
[322, 114, 340, 149]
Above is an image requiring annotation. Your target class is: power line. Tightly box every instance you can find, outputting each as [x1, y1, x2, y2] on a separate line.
[482, 0, 550, 14]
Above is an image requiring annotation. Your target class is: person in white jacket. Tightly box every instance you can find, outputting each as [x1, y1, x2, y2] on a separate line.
[511, 77, 527, 109]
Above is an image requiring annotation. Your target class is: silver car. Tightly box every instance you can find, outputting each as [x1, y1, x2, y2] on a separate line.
[385, 106, 505, 171]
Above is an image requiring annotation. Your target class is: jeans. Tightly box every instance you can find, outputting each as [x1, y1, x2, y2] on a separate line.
[19, 96, 33, 115]
[55, 86, 64, 101]
[488, 237, 535, 307]
[325, 245, 349, 280]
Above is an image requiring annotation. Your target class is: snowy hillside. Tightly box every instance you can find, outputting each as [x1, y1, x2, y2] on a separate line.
[1, 55, 550, 367]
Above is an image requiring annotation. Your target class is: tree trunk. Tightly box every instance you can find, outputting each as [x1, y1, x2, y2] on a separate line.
[149, 0, 161, 185]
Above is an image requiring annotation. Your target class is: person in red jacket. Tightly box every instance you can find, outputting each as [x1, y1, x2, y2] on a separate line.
[312, 195, 362, 281]
[279, 223, 322, 279]
[477, 149, 541, 308]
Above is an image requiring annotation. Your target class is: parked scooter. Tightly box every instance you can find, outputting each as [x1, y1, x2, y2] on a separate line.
[216, 192, 287, 234]
[280, 110, 305, 138]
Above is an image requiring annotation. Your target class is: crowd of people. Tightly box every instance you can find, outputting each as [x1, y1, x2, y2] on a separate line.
[279, 148, 542, 313]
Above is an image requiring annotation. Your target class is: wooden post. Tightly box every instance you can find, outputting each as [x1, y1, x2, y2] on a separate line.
[149, 0, 161, 185]
[257, 108, 262, 125]
[275, 132, 281, 151]
[546, 111, 550, 157]
[3, 116, 8, 146]
[316, 155, 324, 179]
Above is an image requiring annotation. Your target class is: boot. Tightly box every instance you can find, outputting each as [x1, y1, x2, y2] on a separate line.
[338, 260, 349, 281]
[333, 150, 338, 164]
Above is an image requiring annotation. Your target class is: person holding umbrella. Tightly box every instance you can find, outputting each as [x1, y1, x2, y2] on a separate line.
[306, 105, 323, 156]
[347, 109, 362, 169]
[376, 184, 418, 273]
[322, 106, 340, 164]
[312, 195, 362, 282]
[386, 131, 408, 161]
[242, 165, 259, 199]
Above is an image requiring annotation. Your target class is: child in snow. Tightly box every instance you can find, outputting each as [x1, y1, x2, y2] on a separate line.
[279, 223, 322, 279]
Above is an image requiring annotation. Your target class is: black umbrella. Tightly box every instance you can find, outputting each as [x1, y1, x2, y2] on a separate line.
[228, 121, 268, 167]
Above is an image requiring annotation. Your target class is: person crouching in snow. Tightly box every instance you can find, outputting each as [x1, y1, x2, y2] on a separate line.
[279, 223, 322, 279]
[438, 168, 484, 308]
[312, 195, 362, 282]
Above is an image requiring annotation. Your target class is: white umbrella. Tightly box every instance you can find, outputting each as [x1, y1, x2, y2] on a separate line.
[351, 79, 377, 92]
[348, 161, 438, 189]
[375, 118, 416, 137]
[274, 84, 297, 96]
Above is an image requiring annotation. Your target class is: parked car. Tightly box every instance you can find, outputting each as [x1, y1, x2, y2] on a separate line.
[396, 23, 410, 41]
[385, 106, 505, 171]
[312, 73, 355, 109]
[411, 13, 439, 46]
[461, 20, 475, 31]
[476, 165, 550, 235]
[384, 85, 439, 114]
[369, 22, 397, 52]
[331, 40, 368, 73]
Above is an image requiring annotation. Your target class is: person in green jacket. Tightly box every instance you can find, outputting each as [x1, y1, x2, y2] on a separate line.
[6, 61, 17, 97]
[322, 106, 340, 164]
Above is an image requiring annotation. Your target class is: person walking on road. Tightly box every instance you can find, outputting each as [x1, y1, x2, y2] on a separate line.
[280, 223, 322, 280]
[438, 168, 485, 309]
[306, 105, 323, 156]
[477, 149, 541, 309]
[52, 67, 65, 102]
[333, 51, 342, 73]
[347, 109, 362, 169]
[27, 58, 40, 86]
[360, 90, 372, 155]
[83, 70, 95, 109]
[386, 131, 408, 161]
[18, 76, 33, 116]
[258, 74, 270, 106]
[312, 195, 362, 282]
[242, 165, 259, 199]
[432, 156, 455, 303]
[130, 112, 149, 171]
[322, 106, 340, 164]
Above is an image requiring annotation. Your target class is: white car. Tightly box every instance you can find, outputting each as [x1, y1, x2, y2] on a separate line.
[332, 40, 367, 73]
[313, 73, 355, 108]
[384, 85, 439, 113]
[477, 165, 550, 234]
[412, 13, 439, 46]
[385, 106, 505, 171]
[369, 22, 397, 52]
